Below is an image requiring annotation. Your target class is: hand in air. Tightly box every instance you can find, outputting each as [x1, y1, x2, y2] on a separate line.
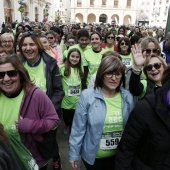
[131, 44, 146, 68]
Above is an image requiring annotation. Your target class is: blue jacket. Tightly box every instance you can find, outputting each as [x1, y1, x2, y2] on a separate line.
[69, 87, 134, 165]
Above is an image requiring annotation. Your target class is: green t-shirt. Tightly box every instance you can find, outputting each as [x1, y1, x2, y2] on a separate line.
[120, 53, 134, 68]
[105, 45, 114, 52]
[59, 65, 82, 109]
[96, 92, 123, 158]
[24, 59, 47, 92]
[84, 48, 107, 86]
[0, 90, 24, 136]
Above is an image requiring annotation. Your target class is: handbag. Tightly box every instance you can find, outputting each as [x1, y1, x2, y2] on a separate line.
[7, 133, 38, 170]
[23, 87, 59, 160]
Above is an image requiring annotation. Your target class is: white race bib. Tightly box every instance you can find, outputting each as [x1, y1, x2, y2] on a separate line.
[68, 85, 81, 96]
[99, 131, 122, 150]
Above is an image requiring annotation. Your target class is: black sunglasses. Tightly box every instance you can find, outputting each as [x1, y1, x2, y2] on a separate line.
[47, 37, 54, 40]
[23, 31, 38, 37]
[120, 42, 128, 46]
[145, 63, 162, 72]
[0, 70, 18, 79]
[143, 48, 159, 54]
[107, 36, 115, 40]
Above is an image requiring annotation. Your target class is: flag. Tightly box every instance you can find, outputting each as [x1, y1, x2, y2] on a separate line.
[165, 5, 170, 37]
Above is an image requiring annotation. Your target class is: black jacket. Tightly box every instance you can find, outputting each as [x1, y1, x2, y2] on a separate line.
[0, 142, 20, 170]
[115, 80, 170, 170]
[21, 52, 64, 117]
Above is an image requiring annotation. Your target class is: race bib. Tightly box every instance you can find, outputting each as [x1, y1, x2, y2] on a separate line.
[99, 131, 122, 150]
[122, 58, 132, 67]
[68, 85, 81, 96]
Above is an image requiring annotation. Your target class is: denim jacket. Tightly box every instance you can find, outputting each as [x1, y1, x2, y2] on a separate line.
[69, 87, 134, 165]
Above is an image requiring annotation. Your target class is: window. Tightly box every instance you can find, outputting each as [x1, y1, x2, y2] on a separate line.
[102, 0, 106, 7]
[77, 0, 82, 7]
[90, 0, 94, 7]
[127, 0, 131, 8]
[114, 0, 118, 8]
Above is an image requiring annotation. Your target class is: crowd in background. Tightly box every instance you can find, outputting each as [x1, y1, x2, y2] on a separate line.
[0, 19, 170, 170]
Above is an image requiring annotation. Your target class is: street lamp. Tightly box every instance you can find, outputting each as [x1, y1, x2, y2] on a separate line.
[55, 10, 60, 23]
[18, 0, 25, 22]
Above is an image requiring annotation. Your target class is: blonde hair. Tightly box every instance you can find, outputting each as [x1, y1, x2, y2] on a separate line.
[0, 33, 14, 42]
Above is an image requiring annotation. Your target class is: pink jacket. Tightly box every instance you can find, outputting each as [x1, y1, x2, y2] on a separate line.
[50, 47, 63, 65]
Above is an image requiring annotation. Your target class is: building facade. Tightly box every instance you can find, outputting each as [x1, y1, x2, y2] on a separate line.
[54, 0, 71, 23]
[149, 0, 169, 27]
[1, 0, 53, 26]
[70, 0, 138, 25]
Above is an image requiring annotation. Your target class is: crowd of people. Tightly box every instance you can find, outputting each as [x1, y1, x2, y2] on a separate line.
[0, 19, 170, 170]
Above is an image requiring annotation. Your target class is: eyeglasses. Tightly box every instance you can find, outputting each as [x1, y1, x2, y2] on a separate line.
[68, 41, 75, 44]
[105, 72, 122, 79]
[1, 40, 13, 44]
[47, 37, 54, 40]
[145, 63, 162, 72]
[120, 42, 128, 46]
[107, 36, 115, 40]
[0, 70, 18, 79]
[142, 48, 159, 54]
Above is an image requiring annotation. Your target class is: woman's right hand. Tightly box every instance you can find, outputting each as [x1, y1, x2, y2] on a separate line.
[69, 160, 78, 169]
[131, 44, 146, 69]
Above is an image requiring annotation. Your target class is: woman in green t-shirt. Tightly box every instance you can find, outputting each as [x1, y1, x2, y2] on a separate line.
[82, 32, 107, 89]
[117, 36, 133, 68]
[59, 48, 83, 135]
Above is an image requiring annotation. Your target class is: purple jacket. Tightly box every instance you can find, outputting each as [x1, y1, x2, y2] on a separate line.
[18, 85, 59, 168]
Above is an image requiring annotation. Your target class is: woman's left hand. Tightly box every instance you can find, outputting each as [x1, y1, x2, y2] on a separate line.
[15, 116, 23, 129]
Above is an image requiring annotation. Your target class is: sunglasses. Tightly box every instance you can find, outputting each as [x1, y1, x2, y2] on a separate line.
[23, 31, 38, 37]
[120, 42, 128, 46]
[143, 48, 159, 54]
[68, 41, 75, 44]
[0, 70, 18, 79]
[145, 63, 162, 72]
[107, 36, 115, 40]
[47, 37, 54, 40]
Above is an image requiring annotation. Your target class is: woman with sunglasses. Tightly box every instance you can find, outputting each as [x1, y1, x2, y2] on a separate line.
[115, 65, 170, 170]
[129, 37, 165, 99]
[45, 30, 62, 61]
[101, 31, 118, 51]
[69, 55, 134, 170]
[117, 37, 133, 68]
[63, 35, 76, 61]
[0, 55, 59, 169]
[39, 35, 62, 65]
[83, 32, 107, 88]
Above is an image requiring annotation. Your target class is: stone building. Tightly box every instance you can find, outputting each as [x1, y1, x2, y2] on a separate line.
[70, 0, 138, 24]
[1, 0, 53, 26]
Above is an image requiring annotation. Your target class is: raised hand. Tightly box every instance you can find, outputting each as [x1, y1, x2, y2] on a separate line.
[131, 44, 146, 69]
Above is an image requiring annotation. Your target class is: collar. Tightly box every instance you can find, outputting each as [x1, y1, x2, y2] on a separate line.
[92, 48, 102, 53]
[2, 87, 23, 98]
[27, 55, 41, 67]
